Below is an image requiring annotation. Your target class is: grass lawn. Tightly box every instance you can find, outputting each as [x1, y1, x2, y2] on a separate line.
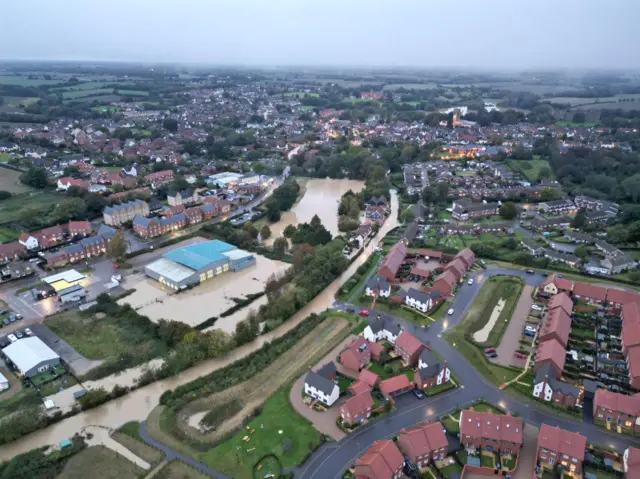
[571, 328, 596, 339]
[338, 375, 354, 392]
[439, 462, 462, 478]
[424, 381, 455, 397]
[338, 252, 382, 301]
[118, 421, 143, 441]
[0, 153, 12, 162]
[0, 190, 61, 224]
[502, 457, 516, 469]
[368, 359, 403, 379]
[0, 166, 34, 194]
[359, 297, 426, 323]
[429, 300, 450, 320]
[506, 158, 553, 182]
[481, 454, 495, 468]
[37, 373, 78, 396]
[473, 402, 504, 414]
[112, 431, 165, 467]
[199, 388, 322, 479]
[0, 226, 21, 242]
[57, 445, 144, 479]
[155, 461, 211, 479]
[442, 415, 459, 433]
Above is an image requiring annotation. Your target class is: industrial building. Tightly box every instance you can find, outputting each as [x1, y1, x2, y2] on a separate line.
[2, 337, 61, 378]
[144, 240, 256, 290]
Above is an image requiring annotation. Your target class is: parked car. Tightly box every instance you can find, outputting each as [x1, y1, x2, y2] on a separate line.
[359, 309, 369, 316]
[24, 328, 33, 336]
[15, 331, 23, 339]
[526, 269, 535, 274]
[8, 314, 16, 323]
[525, 326, 537, 333]
[2, 319, 9, 326]
[15, 313, 22, 320]
[523, 330, 535, 337]
[468, 278, 474, 285]
[484, 347, 496, 354]
[0, 310, 7, 316]
[514, 352, 527, 359]
[486, 352, 498, 358]
[447, 308, 454, 315]
[7, 334, 17, 343]
[531, 305, 542, 311]
[413, 389, 425, 399]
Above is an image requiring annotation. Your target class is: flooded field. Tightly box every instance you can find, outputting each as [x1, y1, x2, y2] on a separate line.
[0, 190, 398, 463]
[120, 255, 290, 329]
[267, 178, 364, 241]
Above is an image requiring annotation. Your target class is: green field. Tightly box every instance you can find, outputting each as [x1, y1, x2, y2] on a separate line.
[0, 190, 60, 224]
[117, 89, 149, 96]
[57, 445, 144, 479]
[282, 91, 319, 97]
[0, 166, 34, 194]
[62, 89, 118, 99]
[0, 75, 63, 86]
[200, 388, 322, 479]
[555, 121, 596, 127]
[506, 157, 553, 182]
[2, 96, 40, 107]
[383, 83, 438, 90]
[94, 105, 122, 112]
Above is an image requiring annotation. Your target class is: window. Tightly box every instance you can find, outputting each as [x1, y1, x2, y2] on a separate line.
[216, 266, 222, 275]
[606, 416, 612, 422]
[207, 270, 214, 279]
[223, 263, 229, 272]
[626, 420, 633, 427]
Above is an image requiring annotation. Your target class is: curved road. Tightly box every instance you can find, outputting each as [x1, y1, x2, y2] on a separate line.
[297, 265, 640, 478]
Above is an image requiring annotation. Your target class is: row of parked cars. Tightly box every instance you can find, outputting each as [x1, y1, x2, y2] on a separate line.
[6, 328, 33, 343]
[0, 310, 23, 327]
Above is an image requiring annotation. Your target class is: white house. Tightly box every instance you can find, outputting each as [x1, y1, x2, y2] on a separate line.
[416, 349, 450, 388]
[365, 274, 391, 298]
[532, 363, 580, 406]
[0, 371, 8, 391]
[404, 287, 434, 313]
[304, 370, 339, 406]
[363, 312, 402, 344]
[18, 234, 38, 250]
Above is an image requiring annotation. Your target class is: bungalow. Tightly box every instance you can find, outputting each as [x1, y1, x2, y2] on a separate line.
[365, 274, 391, 298]
[415, 349, 450, 389]
[394, 330, 425, 366]
[354, 439, 404, 479]
[304, 370, 339, 406]
[536, 424, 586, 475]
[363, 312, 401, 344]
[397, 422, 448, 468]
[544, 250, 580, 268]
[593, 389, 640, 432]
[521, 239, 546, 256]
[459, 409, 523, 454]
[595, 240, 620, 257]
[365, 205, 387, 222]
[379, 374, 413, 398]
[404, 287, 438, 313]
[340, 391, 374, 425]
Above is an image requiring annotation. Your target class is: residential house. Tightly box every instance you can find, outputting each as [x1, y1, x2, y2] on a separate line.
[539, 307, 572, 349]
[607, 288, 640, 310]
[544, 250, 580, 269]
[167, 188, 199, 206]
[67, 220, 92, 238]
[339, 338, 382, 371]
[548, 292, 573, 316]
[19, 225, 65, 250]
[377, 242, 407, 282]
[534, 338, 566, 379]
[184, 207, 203, 225]
[0, 262, 33, 281]
[563, 231, 595, 244]
[602, 254, 637, 275]
[365, 274, 391, 298]
[452, 198, 499, 221]
[454, 248, 475, 270]
[365, 205, 387, 222]
[459, 409, 523, 454]
[521, 239, 546, 256]
[354, 439, 404, 479]
[0, 242, 25, 264]
[540, 274, 574, 296]
[444, 257, 467, 280]
[394, 331, 425, 366]
[415, 348, 450, 389]
[354, 223, 373, 246]
[533, 363, 581, 407]
[432, 270, 458, 297]
[536, 424, 586, 474]
[587, 210, 612, 224]
[200, 203, 219, 220]
[379, 374, 413, 398]
[397, 422, 448, 468]
[622, 303, 640, 389]
[595, 240, 621, 257]
[624, 447, 640, 479]
[103, 200, 149, 226]
[363, 312, 401, 344]
[593, 389, 640, 432]
[348, 368, 380, 396]
[304, 370, 339, 406]
[572, 282, 608, 304]
[166, 204, 186, 217]
[202, 196, 232, 214]
[132, 214, 187, 239]
[340, 391, 374, 425]
[97, 224, 117, 241]
[404, 287, 438, 313]
[56, 176, 88, 191]
[144, 170, 174, 188]
[79, 235, 107, 258]
[538, 199, 577, 215]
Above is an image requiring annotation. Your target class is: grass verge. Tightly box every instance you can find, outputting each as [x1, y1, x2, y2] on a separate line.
[57, 445, 144, 479]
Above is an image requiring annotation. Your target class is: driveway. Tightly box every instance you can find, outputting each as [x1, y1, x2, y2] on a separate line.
[495, 285, 533, 367]
[289, 335, 361, 441]
[513, 423, 539, 479]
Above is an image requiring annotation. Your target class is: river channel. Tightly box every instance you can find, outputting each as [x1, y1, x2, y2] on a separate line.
[0, 189, 398, 461]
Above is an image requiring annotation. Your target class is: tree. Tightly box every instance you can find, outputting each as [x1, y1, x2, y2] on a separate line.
[20, 167, 48, 189]
[538, 166, 552, 180]
[571, 208, 587, 229]
[421, 186, 435, 205]
[273, 237, 288, 257]
[260, 225, 271, 240]
[575, 244, 591, 261]
[52, 197, 87, 222]
[107, 231, 128, 261]
[283, 224, 296, 238]
[0, 191, 12, 201]
[242, 221, 259, 239]
[435, 182, 449, 202]
[162, 118, 178, 132]
[499, 202, 518, 220]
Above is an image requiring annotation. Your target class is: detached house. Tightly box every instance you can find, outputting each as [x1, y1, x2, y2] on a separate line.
[540, 274, 574, 296]
[404, 287, 438, 313]
[363, 312, 401, 344]
[304, 370, 339, 407]
[397, 422, 448, 469]
[365, 274, 391, 298]
[339, 338, 382, 371]
[340, 391, 374, 426]
[167, 188, 199, 207]
[394, 331, 425, 366]
[536, 424, 586, 475]
[415, 348, 450, 390]
[354, 439, 404, 479]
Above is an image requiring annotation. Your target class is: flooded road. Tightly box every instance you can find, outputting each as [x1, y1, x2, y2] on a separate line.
[0, 190, 398, 462]
[267, 178, 365, 240]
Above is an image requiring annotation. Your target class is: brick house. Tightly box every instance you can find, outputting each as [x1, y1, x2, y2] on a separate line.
[432, 270, 458, 297]
[539, 307, 572, 349]
[340, 391, 374, 425]
[398, 422, 448, 468]
[103, 199, 150, 226]
[166, 204, 186, 216]
[0, 242, 25, 264]
[67, 220, 93, 237]
[200, 203, 218, 220]
[354, 439, 404, 479]
[572, 282, 608, 304]
[167, 188, 199, 206]
[377, 242, 407, 282]
[79, 235, 107, 257]
[339, 338, 382, 371]
[454, 248, 475, 270]
[394, 331, 425, 366]
[414, 349, 450, 389]
[144, 170, 174, 188]
[132, 214, 187, 239]
[622, 302, 640, 389]
[459, 409, 523, 454]
[444, 257, 467, 280]
[540, 274, 574, 296]
[536, 424, 586, 474]
[548, 292, 573, 316]
[593, 389, 640, 432]
[533, 363, 581, 407]
[379, 375, 413, 398]
[185, 206, 203, 225]
[534, 338, 566, 379]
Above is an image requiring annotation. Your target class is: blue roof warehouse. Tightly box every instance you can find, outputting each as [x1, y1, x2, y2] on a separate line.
[144, 240, 256, 290]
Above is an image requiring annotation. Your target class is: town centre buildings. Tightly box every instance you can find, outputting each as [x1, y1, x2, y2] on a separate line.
[144, 239, 256, 290]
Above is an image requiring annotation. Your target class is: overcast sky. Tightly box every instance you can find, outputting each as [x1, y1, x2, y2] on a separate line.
[1, 0, 638, 69]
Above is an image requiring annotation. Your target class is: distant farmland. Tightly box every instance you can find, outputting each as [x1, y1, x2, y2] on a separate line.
[62, 88, 148, 99]
[0, 75, 63, 86]
[545, 94, 640, 107]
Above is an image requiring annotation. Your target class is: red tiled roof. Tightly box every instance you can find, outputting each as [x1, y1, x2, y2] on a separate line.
[623, 303, 640, 349]
[606, 288, 640, 306]
[543, 273, 574, 292]
[348, 380, 372, 396]
[398, 422, 448, 459]
[628, 349, 640, 385]
[0, 241, 25, 257]
[68, 220, 91, 231]
[435, 270, 457, 289]
[341, 391, 373, 417]
[538, 424, 586, 460]
[445, 258, 466, 279]
[455, 248, 475, 269]
[594, 389, 640, 417]
[379, 375, 412, 397]
[378, 242, 407, 278]
[459, 409, 523, 444]
[536, 338, 566, 373]
[145, 169, 173, 180]
[409, 266, 431, 278]
[418, 249, 443, 259]
[626, 447, 640, 470]
[548, 292, 573, 315]
[573, 282, 607, 301]
[355, 439, 404, 479]
[358, 368, 380, 387]
[540, 308, 572, 347]
[395, 331, 424, 356]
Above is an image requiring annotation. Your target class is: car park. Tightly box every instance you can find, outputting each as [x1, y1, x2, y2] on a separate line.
[447, 308, 454, 315]
[412, 389, 424, 399]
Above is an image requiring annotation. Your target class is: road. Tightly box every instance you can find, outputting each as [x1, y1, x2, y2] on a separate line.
[299, 265, 640, 478]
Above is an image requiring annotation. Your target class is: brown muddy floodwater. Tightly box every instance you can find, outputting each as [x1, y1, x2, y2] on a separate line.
[0, 190, 398, 462]
[267, 178, 365, 242]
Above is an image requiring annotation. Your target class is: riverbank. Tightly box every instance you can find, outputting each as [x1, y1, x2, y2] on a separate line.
[0, 191, 399, 463]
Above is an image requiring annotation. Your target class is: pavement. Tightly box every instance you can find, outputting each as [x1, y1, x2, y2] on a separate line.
[494, 284, 533, 367]
[296, 265, 640, 479]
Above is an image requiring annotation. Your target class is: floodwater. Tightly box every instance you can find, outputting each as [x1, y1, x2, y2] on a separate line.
[0, 190, 398, 462]
[119, 255, 290, 328]
[267, 178, 365, 241]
